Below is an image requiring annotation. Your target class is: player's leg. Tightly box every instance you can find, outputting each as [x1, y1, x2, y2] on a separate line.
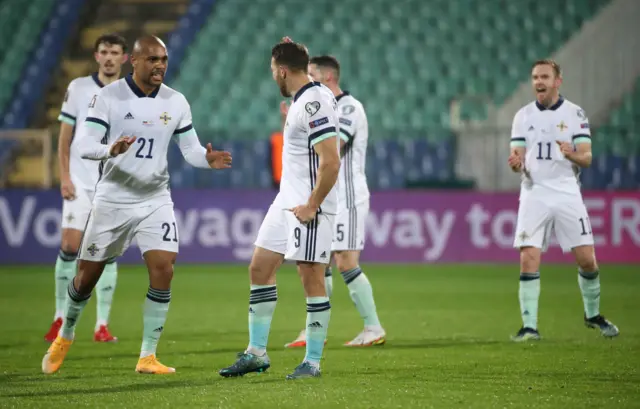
[132, 203, 181, 374]
[285, 213, 335, 379]
[511, 198, 551, 342]
[284, 253, 334, 348]
[135, 249, 177, 374]
[336, 204, 385, 346]
[45, 190, 91, 342]
[94, 257, 118, 342]
[219, 205, 286, 377]
[554, 202, 619, 337]
[43, 205, 129, 374]
[335, 250, 386, 346]
[324, 257, 334, 298]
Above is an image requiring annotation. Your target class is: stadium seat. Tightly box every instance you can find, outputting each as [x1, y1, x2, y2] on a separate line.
[162, 0, 619, 189]
[0, 0, 56, 115]
[173, 0, 608, 137]
[587, 76, 640, 189]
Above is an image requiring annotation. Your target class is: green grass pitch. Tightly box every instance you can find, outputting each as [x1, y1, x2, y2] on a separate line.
[1, 264, 638, 408]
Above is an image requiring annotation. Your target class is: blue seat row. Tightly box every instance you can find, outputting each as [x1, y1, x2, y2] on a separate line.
[165, 139, 639, 190]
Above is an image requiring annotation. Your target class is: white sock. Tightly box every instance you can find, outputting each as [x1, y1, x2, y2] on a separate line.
[341, 267, 381, 327]
[519, 272, 541, 329]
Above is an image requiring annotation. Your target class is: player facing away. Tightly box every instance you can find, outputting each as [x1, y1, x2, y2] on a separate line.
[283, 56, 385, 348]
[45, 33, 128, 344]
[41, 35, 232, 375]
[219, 39, 341, 380]
[508, 59, 619, 342]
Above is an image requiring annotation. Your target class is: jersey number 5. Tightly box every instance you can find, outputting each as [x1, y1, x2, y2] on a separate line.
[135, 137, 155, 159]
[536, 142, 552, 160]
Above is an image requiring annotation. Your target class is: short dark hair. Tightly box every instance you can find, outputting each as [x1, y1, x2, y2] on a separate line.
[532, 59, 561, 77]
[94, 33, 128, 53]
[271, 41, 309, 72]
[310, 55, 340, 78]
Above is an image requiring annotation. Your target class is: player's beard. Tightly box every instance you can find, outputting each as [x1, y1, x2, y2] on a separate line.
[277, 75, 290, 97]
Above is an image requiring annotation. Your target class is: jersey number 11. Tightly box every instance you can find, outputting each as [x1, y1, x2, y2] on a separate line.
[536, 142, 552, 160]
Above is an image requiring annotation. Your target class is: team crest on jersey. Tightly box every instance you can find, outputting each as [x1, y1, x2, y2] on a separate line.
[160, 112, 172, 125]
[340, 105, 355, 115]
[305, 101, 320, 116]
[557, 121, 568, 132]
[89, 95, 97, 108]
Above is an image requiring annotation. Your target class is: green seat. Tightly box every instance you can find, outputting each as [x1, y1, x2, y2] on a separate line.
[171, 0, 610, 135]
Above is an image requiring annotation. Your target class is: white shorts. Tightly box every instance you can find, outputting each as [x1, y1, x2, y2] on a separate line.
[79, 200, 179, 262]
[331, 204, 368, 251]
[514, 194, 594, 252]
[254, 205, 334, 263]
[61, 188, 94, 231]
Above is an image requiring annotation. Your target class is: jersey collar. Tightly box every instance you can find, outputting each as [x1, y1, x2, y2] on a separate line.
[293, 81, 321, 102]
[91, 72, 105, 88]
[336, 90, 350, 102]
[535, 95, 564, 111]
[125, 74, 160, 98]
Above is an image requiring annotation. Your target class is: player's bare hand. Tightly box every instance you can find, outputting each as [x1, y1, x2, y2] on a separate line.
[508, 150, 522, 172]
[556, 140, 573, 158]
[206, 143, 232, 169]
[109, 136, 137, 157]
[60, 177, 76, 201]
[281, 36, 293, 43]
[280, 101, 289, 122]
[290, 204, 317, 224]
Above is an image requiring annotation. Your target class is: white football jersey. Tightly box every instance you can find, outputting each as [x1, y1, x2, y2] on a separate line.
[336, 91, 370, 208]
[58, 73, 105, 190]
[510, 96, 591, 198]
[81, 75, 200, 206]
[273, 81, 340, 214]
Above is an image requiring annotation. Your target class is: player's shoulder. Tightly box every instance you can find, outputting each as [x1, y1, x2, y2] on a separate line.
[560, 98, 587, 118]
[156, 83, 189, 107]
[67, 74, 98, 90]
[294, 82, 334, 105]
[337, 92, 364, 114]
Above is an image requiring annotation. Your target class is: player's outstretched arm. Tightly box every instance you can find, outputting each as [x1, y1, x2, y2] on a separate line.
[174, 127, 231, 169]
[76, 120, 113, 160]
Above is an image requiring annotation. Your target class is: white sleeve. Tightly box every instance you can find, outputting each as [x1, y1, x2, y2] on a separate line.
[338, 103, 358, 143]
[572, 107, 592, 144]
[173, 98, 209, 168]
[58, 81, 79, 126]
[510, 109, 527, 148]
[305, 98, 338, 146]
[76, 91, 112, 160]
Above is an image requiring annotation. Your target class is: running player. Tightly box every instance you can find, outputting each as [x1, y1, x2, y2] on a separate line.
[45, 33, 128, 343]
[508, 59, 619, 341]
[284, 55, 385, 348]
[41, 35, 232, 375]
[219, 38, 340, 380]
